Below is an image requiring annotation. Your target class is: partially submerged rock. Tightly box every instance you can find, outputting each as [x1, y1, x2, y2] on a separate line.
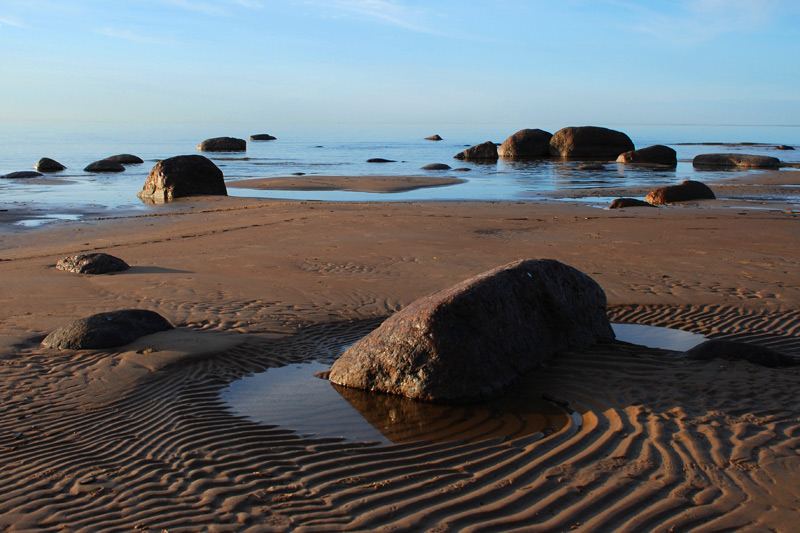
[102, 154, 144, 165]
[367, 158, 396, 163]
[684, 339, 797, 368]
[42, 310, 174, 350]
[2, 171, 43, 179]
[692, 153, 780, 169]
[616, 145, 677, 166]
[421, 163, 451, 170]
[577, 164, 605, 171]
[645, 180, 715, 205]
[35, 158, 67, 172]
[56, 253, 130, 275]
[328, 259, 614, 403]
[454, 141, 499, 161]
[84, 159, 125, 173]
[249, 134, 277, 141]
[498, 129, 553, 158]
[197, 137, 247, 152]
[137, 155, 227, 203]
[549, 126, 634, 158]
[609, 198, 654, 209]
[426, 135, 443, 141]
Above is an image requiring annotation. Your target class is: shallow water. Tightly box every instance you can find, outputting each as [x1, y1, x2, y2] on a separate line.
[2, 122, 798, 225]
[222, 323, 706, 445]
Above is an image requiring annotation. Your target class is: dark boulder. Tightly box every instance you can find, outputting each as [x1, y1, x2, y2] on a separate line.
[421, 163, 451, 170]
[692, 153, 780, 169]
[578, 164, 605, 171]
[610, 198, 655, 209]
[367, 158, 396, 163]
[42, 310, 174, 350]
[137, 155, 227, 203]
[684, 339, 797, 368]
[549, 126, 634, 158]
[498, 129, 553, 158]
[56, 253, 130, 275]
[426, 135, 443, 141]
[454, 141, 499, 160]
[102, 154, 144, 165]
[197, 137, 247, 152]
[616, 145, 677, 166]
[328, 259, 614, 403]
[645, 180, 715, 205]
[2, 171, 43, 179]
[35, 158, 66, 172]
[84, 159, 125, 173]
[776, 145, 795, 150]
[249, 134, 277, 141]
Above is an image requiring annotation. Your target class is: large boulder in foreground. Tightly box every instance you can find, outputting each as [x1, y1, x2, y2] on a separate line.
[454, 141, 499, 160]
[498, 129, 553, 158]
[645, 180, 715, 205]
[549, 126, 634, 158]
[329, 259, 614, 403]
[42, 310, 173, 350]
[137, 155, 227, 203]
[35, 158, 67, 172]
[693, 153, 780, 169]
[56, 253, 130, 275]
[197, 137, 246, 152]
[616, 145, 677, 166]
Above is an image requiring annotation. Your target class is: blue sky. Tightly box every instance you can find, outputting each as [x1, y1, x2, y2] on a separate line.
[1, 0, 798, 126]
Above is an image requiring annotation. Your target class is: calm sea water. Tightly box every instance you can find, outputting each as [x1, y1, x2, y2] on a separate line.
[1, 122, 798, 226]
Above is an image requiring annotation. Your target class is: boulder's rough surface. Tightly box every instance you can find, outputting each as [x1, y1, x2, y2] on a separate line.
[56, 253, 130, 275]
[42, 310, 174, 350]
[549, 126, 634, 158]
[137, 155, 227, 203]
[35, 158, 66, 172]
[645, 180, 715, 205]
[196, 137, 247, 152]
[2, 171, 43, 179]
[454, 141, 499, 160]
[616, 145, 677, 166]
[84, 160, 125, 173]
[692, 153, 780, 169]
[498, 129, 553, 158]
[102, 154, 144, 165]
[328, 259, 614, 403]
[426, 135, 443, 141]
[609, 198, 655, 209]
[684, 339, 797, 368]
[249, 134, 277, 141]
[421, 163, 451, 170]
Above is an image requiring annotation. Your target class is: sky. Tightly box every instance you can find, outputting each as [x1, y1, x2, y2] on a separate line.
[1, 0, 799, 127]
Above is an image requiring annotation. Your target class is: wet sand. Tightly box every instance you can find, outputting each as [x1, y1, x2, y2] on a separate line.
[1, 179, 799, 531]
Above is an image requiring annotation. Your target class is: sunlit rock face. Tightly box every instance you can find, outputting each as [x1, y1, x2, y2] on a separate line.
[548, 126, 634, 158]
[329, 259, 614, 404]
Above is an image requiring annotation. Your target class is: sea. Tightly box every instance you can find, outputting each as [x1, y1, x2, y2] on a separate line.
[1, 122, 798, 227]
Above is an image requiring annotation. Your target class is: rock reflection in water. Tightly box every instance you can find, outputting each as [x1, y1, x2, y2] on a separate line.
[222, 361, 570, 445]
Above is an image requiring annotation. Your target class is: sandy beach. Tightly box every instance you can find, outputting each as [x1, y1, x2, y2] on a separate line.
[1, 172, 799, 531]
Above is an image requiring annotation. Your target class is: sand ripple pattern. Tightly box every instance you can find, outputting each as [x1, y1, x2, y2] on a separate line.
[1, 305, 799, 531]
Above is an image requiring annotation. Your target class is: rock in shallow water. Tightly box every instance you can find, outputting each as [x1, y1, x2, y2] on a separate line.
[328, 259, 614, 403]
[645, 180, 715, 205]
[137, 155, 227, 203]
[42, 310, 174, 350]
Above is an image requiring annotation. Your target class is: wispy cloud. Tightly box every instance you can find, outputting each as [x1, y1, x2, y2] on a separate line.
[309, 0, 443, 35]
[0, 15, 27, 28]
[610, 0, 781, 44]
